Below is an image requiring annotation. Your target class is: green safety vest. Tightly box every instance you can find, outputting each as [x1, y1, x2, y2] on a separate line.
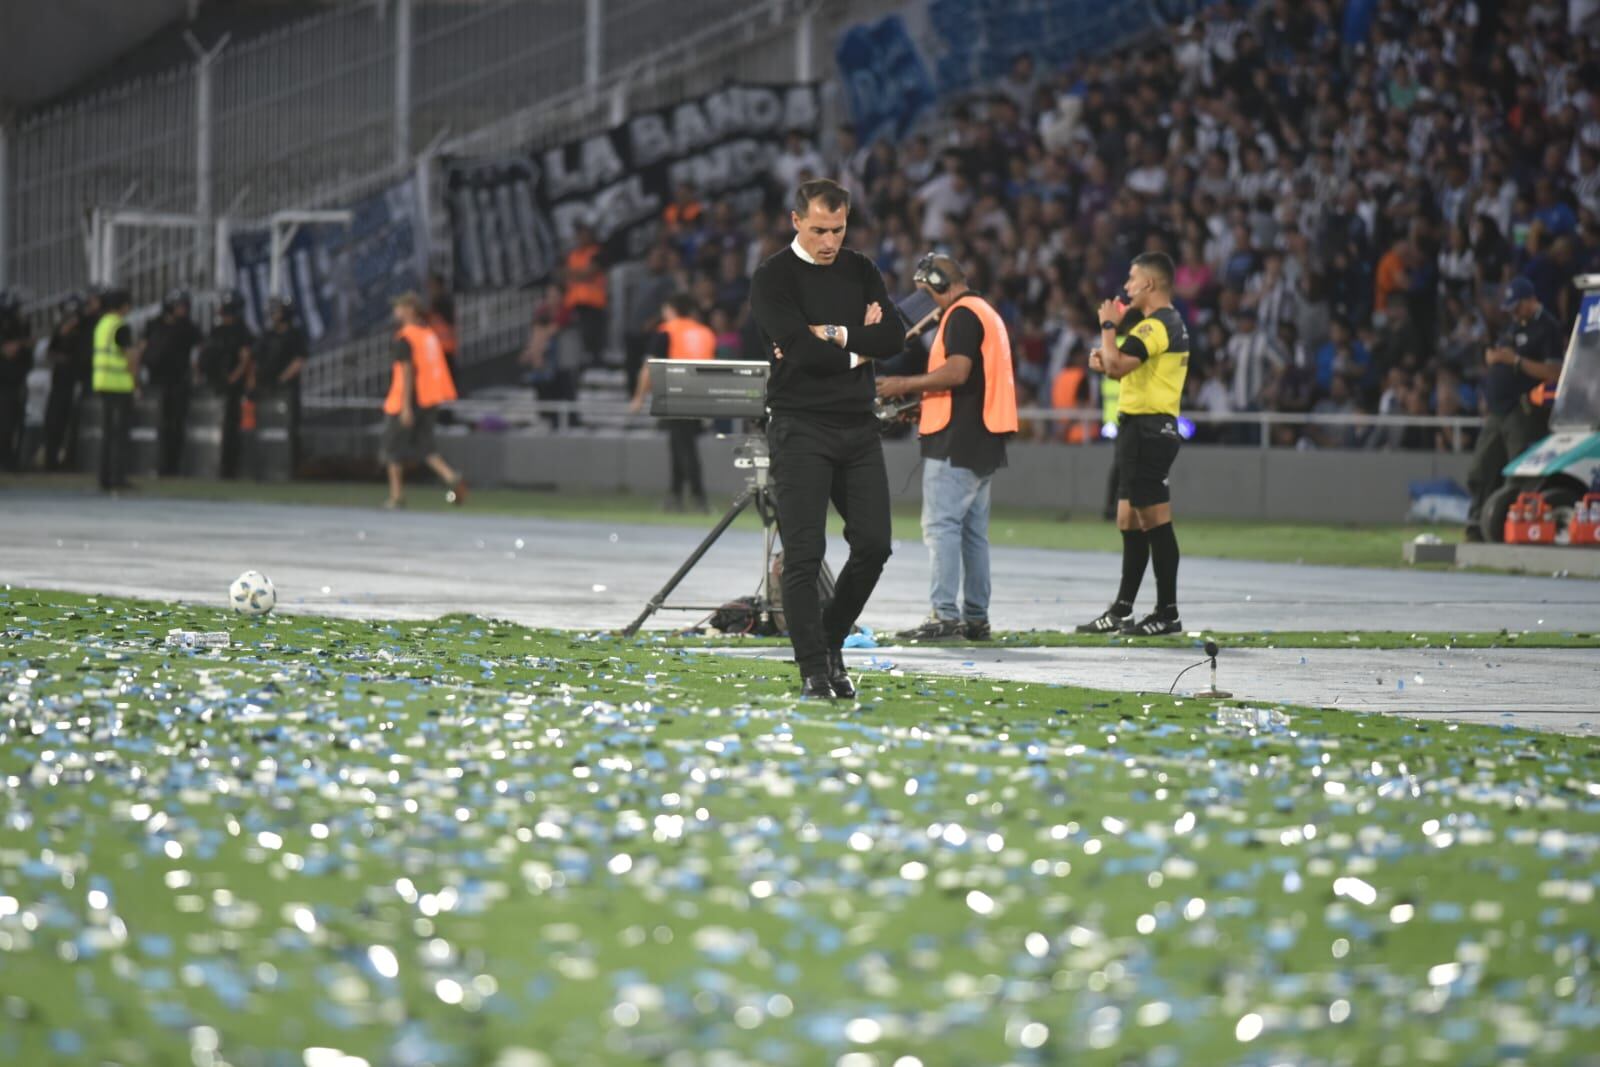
[93, 312, 134, 394]
[1101, 371, 1120, 427]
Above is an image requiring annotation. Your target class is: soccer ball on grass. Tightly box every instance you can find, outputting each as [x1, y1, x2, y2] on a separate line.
[230, 570, 277, 616]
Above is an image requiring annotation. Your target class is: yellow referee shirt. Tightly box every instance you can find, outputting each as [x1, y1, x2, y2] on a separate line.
[1116, 306, 1190, 417]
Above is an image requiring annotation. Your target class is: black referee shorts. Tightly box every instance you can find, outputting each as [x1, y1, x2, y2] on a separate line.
[1116, 413, 1182, 507]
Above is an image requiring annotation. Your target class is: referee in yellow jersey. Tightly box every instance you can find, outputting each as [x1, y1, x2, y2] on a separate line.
[1077, 252, 1191, 636]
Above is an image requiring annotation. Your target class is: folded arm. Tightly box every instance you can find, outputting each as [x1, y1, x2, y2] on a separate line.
[749, 267, 857, 376]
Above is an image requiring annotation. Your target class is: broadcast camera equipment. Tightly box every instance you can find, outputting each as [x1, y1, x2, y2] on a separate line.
[621, 359, 835, 636]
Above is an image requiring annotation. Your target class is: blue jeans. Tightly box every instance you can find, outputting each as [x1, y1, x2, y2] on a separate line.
[921, 457, 993, 622]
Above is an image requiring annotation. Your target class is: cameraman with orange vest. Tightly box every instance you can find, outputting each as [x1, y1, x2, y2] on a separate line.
[382, 293, 466, 509]
[877, 254, 1017, 642]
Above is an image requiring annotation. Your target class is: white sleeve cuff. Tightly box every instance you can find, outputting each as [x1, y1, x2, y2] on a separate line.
[838, 325, 849, 348]
[849, 352, 863, 369]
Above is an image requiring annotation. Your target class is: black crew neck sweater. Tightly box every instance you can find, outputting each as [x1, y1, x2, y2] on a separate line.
[749, 245, 905, 420]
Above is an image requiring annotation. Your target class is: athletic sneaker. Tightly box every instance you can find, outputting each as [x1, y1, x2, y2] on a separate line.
[1075, 602, 1132, 634]
[964, 619, 992, 641]
[446, 478, 469, 506]
[1121, 611, 1182, 636]
[897, 617, 964, 642]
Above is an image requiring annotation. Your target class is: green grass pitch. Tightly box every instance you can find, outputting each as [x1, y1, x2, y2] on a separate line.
[2, 587, 1597, 1066]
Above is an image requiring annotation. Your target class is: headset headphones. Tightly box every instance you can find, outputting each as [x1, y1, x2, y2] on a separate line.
[913, 253, 952, 294]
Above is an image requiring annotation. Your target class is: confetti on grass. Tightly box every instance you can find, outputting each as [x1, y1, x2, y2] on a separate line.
[0, 587, 1597, 1065]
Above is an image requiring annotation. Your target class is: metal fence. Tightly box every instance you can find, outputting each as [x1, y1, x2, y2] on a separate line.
[0, 0, 788, 313]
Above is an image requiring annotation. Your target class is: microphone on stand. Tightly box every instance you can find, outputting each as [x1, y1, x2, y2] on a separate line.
[1196, 640, 1232, 699]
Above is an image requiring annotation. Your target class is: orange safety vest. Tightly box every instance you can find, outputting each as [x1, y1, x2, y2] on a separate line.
[1051, 365, 1088, 443]
[659, 317, 716, 361]
[663, 200, 703, 230]
[384, 323, 458, 415]
[563, 244, 607, 310]
[919, 293, 1019, 437]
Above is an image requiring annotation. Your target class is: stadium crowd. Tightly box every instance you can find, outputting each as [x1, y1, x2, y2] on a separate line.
[577, 0, 1600, 450]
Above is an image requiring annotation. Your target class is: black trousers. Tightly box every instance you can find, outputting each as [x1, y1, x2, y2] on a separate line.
[1467, 405, 1544, 525]
[43, 375, 80, 470]
[0, 385, 23, 471]
[768, 412, 892, 677]
[667, 419, 704, 498]
[573, 305, 606, 366]
[157, 382, 189, 476]
[98, 392, 133, 490]
[624, 331, 651, 399]
[220, 388, 243, 479]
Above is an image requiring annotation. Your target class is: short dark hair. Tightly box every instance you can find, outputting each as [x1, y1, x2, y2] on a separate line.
[1131, 252, 1175, 291]
[665, 292, 697, 318]
[794, 178, 849, 217]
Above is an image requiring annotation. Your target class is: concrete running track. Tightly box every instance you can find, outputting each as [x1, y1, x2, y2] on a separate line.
[2, 490, 1596, 735]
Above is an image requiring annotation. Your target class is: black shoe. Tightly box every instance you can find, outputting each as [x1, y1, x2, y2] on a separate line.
[827, 650, 856, 700]
[897, 617, 964, 642]
[1121, 611, 1182, 636]
[800, 673, 836, 699]
[964, 619, 992, 641]
[1463, 525, 1485, 543]
[1076, 602, 1132, 634]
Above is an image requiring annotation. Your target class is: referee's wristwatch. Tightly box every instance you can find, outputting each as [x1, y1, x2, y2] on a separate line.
[1101, 320, 1118, 331]
[825, 324, 839, 344]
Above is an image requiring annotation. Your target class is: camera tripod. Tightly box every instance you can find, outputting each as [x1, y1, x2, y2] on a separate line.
[621, 435, 834, 637]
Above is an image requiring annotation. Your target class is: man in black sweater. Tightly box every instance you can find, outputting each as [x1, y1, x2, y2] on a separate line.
[750, 178, 905, 699]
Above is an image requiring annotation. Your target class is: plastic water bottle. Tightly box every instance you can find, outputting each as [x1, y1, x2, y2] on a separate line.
[164, 629, 231, 649]
[1216, 706, 1288, 730]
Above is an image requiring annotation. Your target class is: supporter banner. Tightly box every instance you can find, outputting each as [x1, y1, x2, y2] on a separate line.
[444, 82, 821, 292]
[229, 177, 426, 349]
[836, 14, 937, 143]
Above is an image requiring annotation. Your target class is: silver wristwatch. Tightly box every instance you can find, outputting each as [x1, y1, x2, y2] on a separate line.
[825, 324, 839, 344]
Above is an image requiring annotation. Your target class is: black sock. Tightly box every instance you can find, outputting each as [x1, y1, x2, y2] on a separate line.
[1115, 529, 1150, 608]
[1146, 522, 1180, 615]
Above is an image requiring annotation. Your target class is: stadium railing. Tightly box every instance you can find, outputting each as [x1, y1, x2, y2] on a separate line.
[298, 395, 1486, 451]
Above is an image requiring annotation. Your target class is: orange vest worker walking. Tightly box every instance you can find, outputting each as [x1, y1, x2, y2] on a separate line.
[382, 292, 466, 510]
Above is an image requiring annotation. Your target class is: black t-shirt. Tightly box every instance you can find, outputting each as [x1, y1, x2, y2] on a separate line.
[1484, 307, 1563, 415]
[919, 303, 1009, 476]
[48, 323, 85, 383]
[144, 315, 202, 387]
[0, 313, 31, 387]
[201, 321, 253, 392]
[257, 325, 308, 387]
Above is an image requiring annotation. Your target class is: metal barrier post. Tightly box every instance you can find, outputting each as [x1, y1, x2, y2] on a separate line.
[189, 35, 229, 287]
[795, 8, 815, 81]
[0, 119, 9, 292]
[585, 0, 603, 92]
[395, 0, 414, 168]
